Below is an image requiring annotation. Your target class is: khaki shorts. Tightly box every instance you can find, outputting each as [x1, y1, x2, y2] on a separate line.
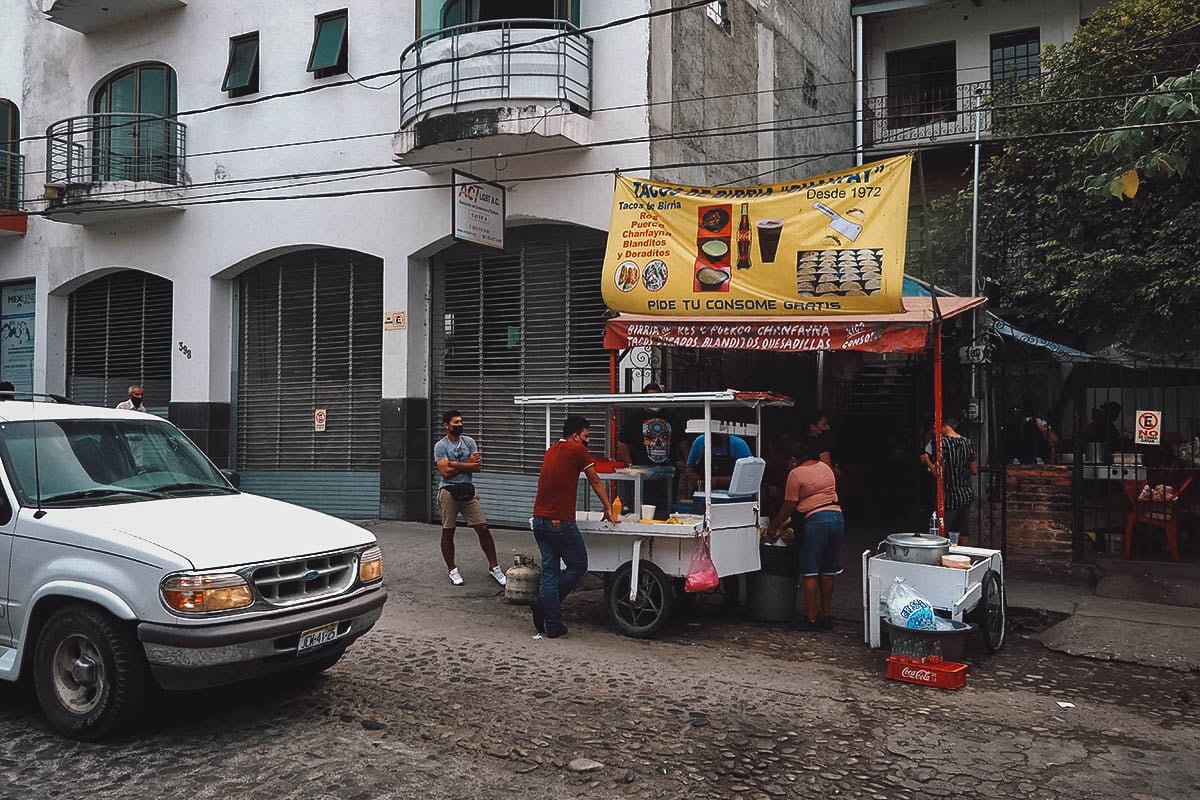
[438, 488, 487, 529]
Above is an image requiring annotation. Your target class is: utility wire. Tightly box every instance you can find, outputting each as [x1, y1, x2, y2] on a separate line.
[7, 117, 1196, 222]
[18, 76, 1198, 204]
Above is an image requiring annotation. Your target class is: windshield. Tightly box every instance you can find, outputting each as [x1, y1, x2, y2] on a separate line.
[0, 418, 235, 507]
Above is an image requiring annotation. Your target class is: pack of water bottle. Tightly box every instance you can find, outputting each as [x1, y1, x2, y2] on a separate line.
[885, 577, 955, 631]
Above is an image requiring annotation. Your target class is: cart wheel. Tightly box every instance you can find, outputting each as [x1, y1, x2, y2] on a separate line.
[607, 560, 675, 638]
[978, 569, 1007, 652]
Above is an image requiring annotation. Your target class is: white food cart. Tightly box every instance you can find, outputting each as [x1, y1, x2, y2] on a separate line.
[862, 544, 1007, 652]
[513, 390, 792, 638]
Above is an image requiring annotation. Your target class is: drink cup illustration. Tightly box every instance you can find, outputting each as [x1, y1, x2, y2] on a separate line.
[755, 218, 784, 263]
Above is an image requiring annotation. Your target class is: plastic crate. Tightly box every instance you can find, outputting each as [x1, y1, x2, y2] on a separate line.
[886, 655, 967, 690]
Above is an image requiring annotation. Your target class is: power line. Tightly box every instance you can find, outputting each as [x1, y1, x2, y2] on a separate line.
[18, 75, 1197, 205]
[8, 116, 1195, 222]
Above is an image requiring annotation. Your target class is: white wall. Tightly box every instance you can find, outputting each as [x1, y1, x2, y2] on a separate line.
[0, 0, 655, 403]
[861, 0, 1109, 95]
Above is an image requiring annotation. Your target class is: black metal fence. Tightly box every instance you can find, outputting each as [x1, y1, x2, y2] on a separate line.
[46, 113, 187, 186]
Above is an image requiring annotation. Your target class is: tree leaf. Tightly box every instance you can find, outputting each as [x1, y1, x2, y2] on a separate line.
[1120, 168, 1140, 198]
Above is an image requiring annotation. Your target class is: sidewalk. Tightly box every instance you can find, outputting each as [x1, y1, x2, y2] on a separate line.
[367, 519, 1200, 672]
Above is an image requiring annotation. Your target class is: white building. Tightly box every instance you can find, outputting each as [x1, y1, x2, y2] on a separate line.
[853, 0, 1110, 194]
[0, 0, 853, 525]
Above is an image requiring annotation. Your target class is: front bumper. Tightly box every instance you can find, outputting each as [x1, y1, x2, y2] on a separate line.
[137, 588, 387, 690]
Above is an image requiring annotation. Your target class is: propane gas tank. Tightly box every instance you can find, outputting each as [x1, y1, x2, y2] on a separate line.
[504, 553, 541, 604]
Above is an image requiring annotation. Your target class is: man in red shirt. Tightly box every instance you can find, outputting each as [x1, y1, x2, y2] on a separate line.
[530, 415, 617, 638]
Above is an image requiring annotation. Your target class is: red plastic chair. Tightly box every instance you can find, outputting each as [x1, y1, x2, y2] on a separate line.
[1124, 475, 1194, 561]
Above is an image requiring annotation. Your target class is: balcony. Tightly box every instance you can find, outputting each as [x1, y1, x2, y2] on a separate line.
[44, 113, 186, 225]
[864, 79, 996, 149]
[0, 150, 27, 237]
[43, 0, 187, 34]
[394, 19, 593, 166]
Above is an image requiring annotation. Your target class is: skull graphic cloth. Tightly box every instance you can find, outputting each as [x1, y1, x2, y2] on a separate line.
[641, 417, 673, 465]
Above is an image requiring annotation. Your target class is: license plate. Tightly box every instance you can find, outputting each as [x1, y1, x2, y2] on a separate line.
[297, 622, 339, 655]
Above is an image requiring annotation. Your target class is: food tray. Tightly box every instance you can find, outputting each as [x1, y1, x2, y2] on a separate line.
[886, 656, 967, 690]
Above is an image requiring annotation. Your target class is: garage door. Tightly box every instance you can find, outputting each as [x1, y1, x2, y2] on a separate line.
[431, 225, 610, 526]
[66, 270, 172, 416]
[236, 248, 382, 517]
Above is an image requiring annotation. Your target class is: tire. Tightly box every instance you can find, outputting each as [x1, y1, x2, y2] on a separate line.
[977, 570, 1007, 653]
[606, 560, 675, 639]
[33, 604, 149, 741]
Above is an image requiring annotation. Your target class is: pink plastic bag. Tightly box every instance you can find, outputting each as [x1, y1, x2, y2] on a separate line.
[685, 534, 719, 593]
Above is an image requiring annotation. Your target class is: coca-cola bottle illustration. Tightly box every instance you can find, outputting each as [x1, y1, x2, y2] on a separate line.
[735, 202, 752, 270]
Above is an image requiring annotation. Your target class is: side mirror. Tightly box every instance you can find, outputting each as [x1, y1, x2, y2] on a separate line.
[221, 469, 241, 489]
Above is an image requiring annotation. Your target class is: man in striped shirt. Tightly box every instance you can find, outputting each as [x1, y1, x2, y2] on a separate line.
[921, 417, 979, 545]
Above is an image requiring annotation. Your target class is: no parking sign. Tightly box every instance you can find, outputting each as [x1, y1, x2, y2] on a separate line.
[1135, 409, 1160, 445]
[314, 408, 327, 432]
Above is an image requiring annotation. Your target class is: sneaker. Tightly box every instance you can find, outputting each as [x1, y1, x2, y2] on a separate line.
[819, 617, 834, 631]
[489, 565, 507, 587]
[794, 617, 821, 632]
[545, 624, 568, 639]
[448, 567, 464, 586]
[530, 599, 545, 634]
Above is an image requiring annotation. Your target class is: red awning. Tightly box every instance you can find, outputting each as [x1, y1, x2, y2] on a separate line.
[603, 296, 986, 354]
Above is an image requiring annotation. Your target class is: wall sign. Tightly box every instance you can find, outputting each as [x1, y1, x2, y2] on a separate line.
[314, 408, 327, 432]
[384, 311, 407, 331]
[1, 282, 35, 394]
[1135, 409, 1161, 445]
[452, 171, 505, 250]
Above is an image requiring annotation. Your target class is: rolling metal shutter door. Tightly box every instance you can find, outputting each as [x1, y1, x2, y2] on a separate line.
[431, 225, 610, 527]
[236, 249, 382, 517]
[66, 270, 172, 416]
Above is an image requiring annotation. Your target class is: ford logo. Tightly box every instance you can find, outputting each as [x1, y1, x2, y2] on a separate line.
[303, 570, 320, 582]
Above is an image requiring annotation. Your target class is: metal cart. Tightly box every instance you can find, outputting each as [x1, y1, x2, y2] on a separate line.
[863, 545, 1007, 653]
[514, 390, 792, 638]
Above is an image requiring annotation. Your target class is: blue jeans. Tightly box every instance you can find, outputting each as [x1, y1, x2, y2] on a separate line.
[799, 510, 844, 577]
[532, 517, 589, 636]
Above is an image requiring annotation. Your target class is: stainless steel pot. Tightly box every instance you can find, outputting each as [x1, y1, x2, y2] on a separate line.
[882, 532, 950, 565]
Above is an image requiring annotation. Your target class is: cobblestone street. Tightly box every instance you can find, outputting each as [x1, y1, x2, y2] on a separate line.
[1, 523, 1197, 800]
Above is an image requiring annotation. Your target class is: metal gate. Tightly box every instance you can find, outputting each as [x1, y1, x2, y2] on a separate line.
[430, 225, 610, 526]
[235, 248, 383, 517]
[66, 270, 172, 416]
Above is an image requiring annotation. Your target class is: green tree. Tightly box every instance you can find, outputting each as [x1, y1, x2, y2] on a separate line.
[918, 0, 1200, 350]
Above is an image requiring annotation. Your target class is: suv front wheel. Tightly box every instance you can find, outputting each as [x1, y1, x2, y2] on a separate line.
[33, 604, 149, 740]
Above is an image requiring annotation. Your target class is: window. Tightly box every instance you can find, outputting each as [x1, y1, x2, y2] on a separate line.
[707, 1, 730, 35]
[990, 28, 1040, 85]
[885, 42, 957, 129]
[308, 10, 348, 78]
[91, 64, 178, 183]
[223, 33, 260, 97]
[0, 100, 18, 210]
[803, 67, 817, 109]
[418, 0, 578, 38]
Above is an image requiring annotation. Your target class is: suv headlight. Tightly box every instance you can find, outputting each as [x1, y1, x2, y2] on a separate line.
[161, 573, 254, 613]
[359, 546, 383, 583]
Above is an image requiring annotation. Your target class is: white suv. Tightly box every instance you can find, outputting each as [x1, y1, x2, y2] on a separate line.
[0, 398, 387, 739]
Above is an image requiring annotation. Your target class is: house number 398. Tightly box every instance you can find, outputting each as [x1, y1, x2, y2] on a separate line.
[178, 341, 192, 359]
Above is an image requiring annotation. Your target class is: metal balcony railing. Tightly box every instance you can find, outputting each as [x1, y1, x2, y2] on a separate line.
[0, 150, 23, 210]
[46, 113, 186, 187]
[864, 79, 999, 146]
[400, 18, 593, 128]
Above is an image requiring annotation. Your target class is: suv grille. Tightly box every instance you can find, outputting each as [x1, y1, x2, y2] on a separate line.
[251, 551, 357, 605]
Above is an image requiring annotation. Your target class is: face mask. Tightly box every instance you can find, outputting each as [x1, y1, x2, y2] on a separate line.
[450, 425, 464, 436]
[131, 396, 143, 405]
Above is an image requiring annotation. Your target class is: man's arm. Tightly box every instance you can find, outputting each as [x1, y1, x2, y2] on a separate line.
[436, 452, 483, 478]
[583, 464, 618, 523]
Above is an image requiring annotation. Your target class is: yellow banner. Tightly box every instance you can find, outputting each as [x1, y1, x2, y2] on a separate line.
[601, 154, 913, 316]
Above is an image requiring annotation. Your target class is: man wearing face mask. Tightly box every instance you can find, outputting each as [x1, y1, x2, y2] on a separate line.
[116, 385, 147, 412]
[617, 383, 684, 518]
[434, 410, 506, 587]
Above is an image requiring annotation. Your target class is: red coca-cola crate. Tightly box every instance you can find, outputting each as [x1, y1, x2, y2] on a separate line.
[885, 655, 968, 690]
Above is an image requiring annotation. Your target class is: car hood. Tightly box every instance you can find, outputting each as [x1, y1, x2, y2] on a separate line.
[43, 492, 376, 570]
